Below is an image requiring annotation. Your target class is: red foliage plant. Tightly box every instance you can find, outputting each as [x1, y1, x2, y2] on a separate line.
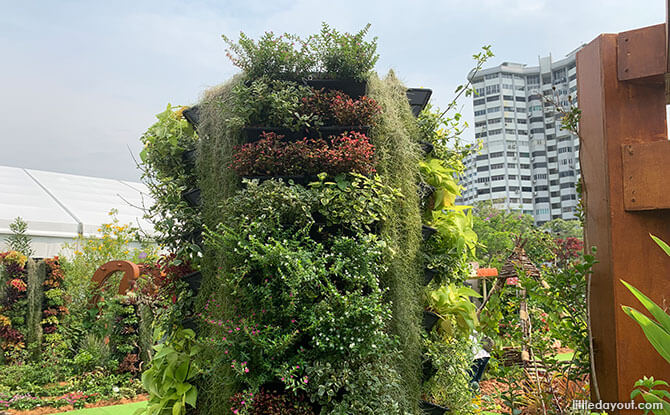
[230, 388, 314, 415]
[230, 131, 376, 177]
[330, 94, 381, 126]
[138, 254, 194, 298]
[554, 237, 584, 265]
[300, 89, 381, 127]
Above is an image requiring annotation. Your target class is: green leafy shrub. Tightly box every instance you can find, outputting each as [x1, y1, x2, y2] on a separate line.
[311, 23, 379, 81]
[140, 328, 200, 415]
[222, 31, 316, 81]
[139, 104, 200, 259]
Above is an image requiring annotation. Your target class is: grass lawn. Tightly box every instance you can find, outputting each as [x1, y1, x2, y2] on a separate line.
[59, 401, 146, 415]
[555, 351, 575, 362]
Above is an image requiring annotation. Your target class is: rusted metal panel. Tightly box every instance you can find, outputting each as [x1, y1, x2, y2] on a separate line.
[623, 141, 670, 211]
[617, 24, 666, 82]
[579, 29, 670, 414]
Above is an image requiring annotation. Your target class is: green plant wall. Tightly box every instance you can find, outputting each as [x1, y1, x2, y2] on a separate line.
[191, 72, 423, 414]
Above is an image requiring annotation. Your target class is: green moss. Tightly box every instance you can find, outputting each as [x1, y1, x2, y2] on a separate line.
[367, 72, 423, 412]
[25, 259, 45, 358]
[194, 77, 244, 415]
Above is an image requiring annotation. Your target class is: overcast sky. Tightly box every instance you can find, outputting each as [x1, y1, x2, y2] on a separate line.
[0, 0, 664, 181]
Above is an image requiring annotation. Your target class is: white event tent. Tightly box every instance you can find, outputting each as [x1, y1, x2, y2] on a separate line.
[0, 165, 155, 257]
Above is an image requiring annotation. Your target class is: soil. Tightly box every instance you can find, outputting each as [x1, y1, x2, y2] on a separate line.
[6, 395, 148, 415]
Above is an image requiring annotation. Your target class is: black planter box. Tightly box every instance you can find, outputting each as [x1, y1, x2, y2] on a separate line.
[183, 106, 200, 129]
[422, 225, 438, 241]
[419, 141, 434, 155]
[422, 311, 440, 332]
[422, 359, 437, 382]
[418, 182, 436, 200]
[316, 125, 371, 137]
[406, 88, 432, 117]
[182, 189, 202, 207]
[303, 78, 367, 99]
[182, 316, 199, 331]
[242, 125, 371, 143]
[182, 271, 202, 293]
[419, 400, 449, 415]
[241, 175, 314, 186]
[243, 127, 307, 142]
[424, 268, 437, 286]
[182, 149, 197, 167]
[183, 229, 203, 247]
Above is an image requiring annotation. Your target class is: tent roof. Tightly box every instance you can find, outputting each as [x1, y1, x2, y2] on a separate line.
[0, 166, 154, 239]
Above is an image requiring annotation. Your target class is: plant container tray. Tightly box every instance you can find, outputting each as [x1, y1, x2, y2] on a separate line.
[418, 182, 436, 200]
[182, 105, 200, 128]
[424, 268, 437, 285]
[182, 149, 197, 167]
[406, 88, 432, 117]
[242, 125, 372, 143]
[422, 225, 438, 241]
[422, 359, 437, 382]
[419, 400, 449, 415]
[422, 311, 440, 332]
[182, 188, 202, 207]
[316, 125, 371, 137]
[183, 229, 203, 247]
[303, 78, 367, 99]
[182, 271, 202, 293]
[182, 316, 198, 331]
[419, 141, 434, 155]
[241, 175, 314, 186]
[243, 127, 308, 142]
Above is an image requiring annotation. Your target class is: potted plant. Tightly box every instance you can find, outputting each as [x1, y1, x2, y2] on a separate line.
[230, 131, 376, 180]
[234, 82, 381, 143]
[304, 23, 379, 98]
[427, 284, 481, 337]
[222, 31, 316, 82]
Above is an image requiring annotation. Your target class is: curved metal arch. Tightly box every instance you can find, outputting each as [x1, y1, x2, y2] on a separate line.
[89, 260, 140, 306]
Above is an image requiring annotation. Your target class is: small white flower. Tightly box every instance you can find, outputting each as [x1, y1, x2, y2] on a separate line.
[112, 386, 120, 393]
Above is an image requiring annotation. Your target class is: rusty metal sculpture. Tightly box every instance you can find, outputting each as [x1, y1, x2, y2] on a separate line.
[89, 260, 140, 306]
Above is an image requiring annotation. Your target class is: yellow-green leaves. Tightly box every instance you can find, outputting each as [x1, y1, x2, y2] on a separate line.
[419, 157, 461, 210]
[651, 234, 670, 257]
[428, 284, 481, 337]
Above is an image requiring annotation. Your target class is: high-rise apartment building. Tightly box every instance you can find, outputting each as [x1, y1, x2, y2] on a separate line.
[458, 50, 581, 224]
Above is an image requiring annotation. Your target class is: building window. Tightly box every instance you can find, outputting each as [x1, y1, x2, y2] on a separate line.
[487, 107, 501, 114]
[485, 85, 500, 94]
